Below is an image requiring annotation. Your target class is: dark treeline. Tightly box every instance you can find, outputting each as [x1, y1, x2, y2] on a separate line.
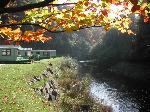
[89, 15, 150, 84]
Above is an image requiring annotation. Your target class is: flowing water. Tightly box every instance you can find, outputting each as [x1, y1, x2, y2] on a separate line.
[90, 75, 150, 112]
[80, 61, 150, 112]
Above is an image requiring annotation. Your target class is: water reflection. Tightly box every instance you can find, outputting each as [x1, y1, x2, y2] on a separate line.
[90, 81, 140, 112]
[79, 62, 150, 112]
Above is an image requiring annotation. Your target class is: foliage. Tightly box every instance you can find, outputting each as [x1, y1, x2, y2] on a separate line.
[0, 0, 150, 43]
[0, 27, 51, 42]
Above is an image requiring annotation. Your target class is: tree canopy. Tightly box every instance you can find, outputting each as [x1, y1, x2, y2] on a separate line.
[0, 0, 150, 43]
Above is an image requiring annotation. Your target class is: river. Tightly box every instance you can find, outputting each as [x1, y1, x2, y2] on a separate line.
[80, 61, 150, 112]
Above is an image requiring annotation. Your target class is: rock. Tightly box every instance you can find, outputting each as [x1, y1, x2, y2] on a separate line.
[47, 93, 53, 101]
[43, 86, 54, 101]
[30, 77, 38, 83]
[42, 80, 59, 101]
[48, 80, 55, 89]
[28, 81, 32, 85]
[42, 70, 49, 77]
[33, 76, 41, 81]
[47, 92, 57, 101]
[33, 88, 42, 95]
[44, 82, 51, 93]
[49, 63, 53, 66]
[52, 89, 59, 100]
[46, 68, 53, 74]
[39, 75, 43, 80]
[28, 67, 60, 102]
[29, 76, 42, 84]
[47, 89, 59, 101]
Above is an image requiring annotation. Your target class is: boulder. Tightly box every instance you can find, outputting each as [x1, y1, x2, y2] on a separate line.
[33, 76, 41, 81]
[42, 70, 49, 78]
[33, 87, 42, 95]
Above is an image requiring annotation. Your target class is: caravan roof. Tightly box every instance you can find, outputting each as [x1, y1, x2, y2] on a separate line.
[32, 50, 56, 51]
[0, 45, 32, 50]
[0, 45, 21, 49]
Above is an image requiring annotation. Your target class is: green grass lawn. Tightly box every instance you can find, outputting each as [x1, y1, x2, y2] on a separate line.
[0, 58, 111, 112]
[0, 60, 54, 112]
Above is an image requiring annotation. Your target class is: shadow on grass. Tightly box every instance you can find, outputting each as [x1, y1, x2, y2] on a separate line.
[0, 61, 31, 64]
[0, 60, 42, 64]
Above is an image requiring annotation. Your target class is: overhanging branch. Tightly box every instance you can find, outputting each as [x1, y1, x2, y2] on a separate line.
[0, 23, 43, 28]
[0, 23, 102, 33]
[0, 0, 76, 14]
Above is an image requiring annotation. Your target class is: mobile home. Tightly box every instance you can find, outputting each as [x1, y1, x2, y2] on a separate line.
[19, 48, 32, 59]
[0, 45, 56, 62]
[0, 45, 31, 62]
[31, 50, 56, 59]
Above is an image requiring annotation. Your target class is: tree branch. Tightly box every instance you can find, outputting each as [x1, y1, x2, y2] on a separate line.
[0, 23, 44, 29]
[0, 22, 102, 33]
[0, 0, 76, 14]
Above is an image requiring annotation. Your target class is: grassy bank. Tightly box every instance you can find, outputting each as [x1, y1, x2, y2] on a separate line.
[49, 57, 111, 112]
[0, 58, 111, 112]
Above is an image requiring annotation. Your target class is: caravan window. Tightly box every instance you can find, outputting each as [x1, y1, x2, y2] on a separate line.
[17, 50, 20, 55]
[25, 51, 27, 56]
[2, 49, 11, 56]
[43, 52, 48, 56]
[36, 52, 40, 55]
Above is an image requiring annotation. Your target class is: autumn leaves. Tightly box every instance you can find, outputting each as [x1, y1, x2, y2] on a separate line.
[0, 0, 150, 42]
[0, 27, 51, 42]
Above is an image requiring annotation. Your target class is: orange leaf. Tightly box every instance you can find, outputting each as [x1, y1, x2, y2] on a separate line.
[102, 9, 108, 16]
[131, 5, 140, 12]
[84, 1, 89, 6]
[144, 17, 149, 23]
[110, 0, 115, 4]
[130, 0, 138, 5]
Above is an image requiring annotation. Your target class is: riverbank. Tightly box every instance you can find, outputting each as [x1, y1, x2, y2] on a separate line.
[47, 57, 112, 112]
[0, 58, 111, 112]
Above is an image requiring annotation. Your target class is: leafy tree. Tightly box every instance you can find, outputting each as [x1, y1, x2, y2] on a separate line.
[0, 0, 150, 43]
